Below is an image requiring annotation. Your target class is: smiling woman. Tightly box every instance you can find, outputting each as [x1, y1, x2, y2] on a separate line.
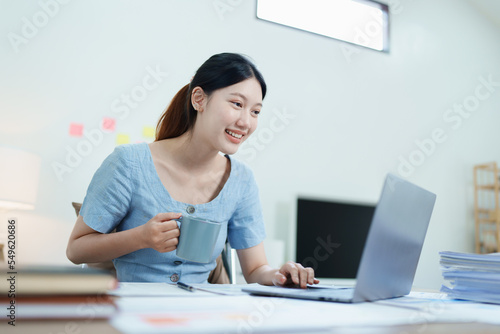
[155, 53, 266, 142]
[192, 78, 263, 154]
[66, 53, 319, 288]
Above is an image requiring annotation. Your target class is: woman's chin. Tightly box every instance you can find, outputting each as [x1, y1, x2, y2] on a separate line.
[220, 148, 237, 156]
[219, 144, 241, 156]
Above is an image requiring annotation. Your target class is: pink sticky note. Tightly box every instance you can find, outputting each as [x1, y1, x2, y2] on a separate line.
[101, 117, 116, 133]
[69, 123, 84, 137]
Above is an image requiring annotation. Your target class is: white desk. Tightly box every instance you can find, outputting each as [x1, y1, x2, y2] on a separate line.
[9, 321, 500, 334]
[7, 283, 500, 334]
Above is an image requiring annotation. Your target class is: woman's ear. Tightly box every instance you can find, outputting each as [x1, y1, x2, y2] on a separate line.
[191, 87, 207, 112]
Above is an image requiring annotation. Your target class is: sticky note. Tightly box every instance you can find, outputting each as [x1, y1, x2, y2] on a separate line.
[69, 123, 84, 137]
[101, 117, 116, 133]
[142, 126, 155, 138]
[116, 134, 130, 145]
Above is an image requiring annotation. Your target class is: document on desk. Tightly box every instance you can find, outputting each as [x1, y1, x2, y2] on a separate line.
[374, 291, 500, 326]
[439, 250, 500, 304]
[182, 283, 248, 295]
[110, 287, 477, 334]
[107, 282, 214, 297]
[107, 283, 500, 333]
[108, 282, 247, 297]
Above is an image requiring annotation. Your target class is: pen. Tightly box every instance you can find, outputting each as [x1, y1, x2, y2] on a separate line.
[177, 281, 228, 295]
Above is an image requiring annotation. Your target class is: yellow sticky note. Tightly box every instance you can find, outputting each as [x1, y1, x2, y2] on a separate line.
[116, 134, 130, 145]
[142, 126, 155, 138]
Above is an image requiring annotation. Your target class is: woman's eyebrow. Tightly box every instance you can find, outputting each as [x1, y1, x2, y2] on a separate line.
[229, 92, 263, 107]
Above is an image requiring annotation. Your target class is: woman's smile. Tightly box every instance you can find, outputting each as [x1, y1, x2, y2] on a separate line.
[225, 129, 245, 144]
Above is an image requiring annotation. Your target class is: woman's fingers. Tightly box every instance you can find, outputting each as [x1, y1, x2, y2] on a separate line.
[297, 264, 309, 288]
[144, 213, 182, 252]
[155, 212, 182, 222]
[272, 272, 288, 286]
[280, 262, 298, 285]
[275, 261, 318, 288]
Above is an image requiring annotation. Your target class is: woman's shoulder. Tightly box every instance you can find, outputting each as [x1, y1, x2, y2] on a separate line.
[110, 142, 150, 161]
[226, 154, 255, 180]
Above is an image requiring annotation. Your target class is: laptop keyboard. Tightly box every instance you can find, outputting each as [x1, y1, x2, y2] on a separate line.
[281, 287, 355, 300]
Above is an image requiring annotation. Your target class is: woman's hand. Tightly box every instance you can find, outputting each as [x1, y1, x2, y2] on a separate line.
[140, 212, 182, 253]
[272, 261, 320, 289]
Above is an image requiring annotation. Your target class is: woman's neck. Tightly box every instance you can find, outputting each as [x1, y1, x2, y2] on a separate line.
[156, 132, 222, 173]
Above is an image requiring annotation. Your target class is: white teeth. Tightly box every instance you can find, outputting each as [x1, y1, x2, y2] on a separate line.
[226, 130, 243, 139]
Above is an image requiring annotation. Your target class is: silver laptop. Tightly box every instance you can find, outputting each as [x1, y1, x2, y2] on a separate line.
[243, 173, 436, 303]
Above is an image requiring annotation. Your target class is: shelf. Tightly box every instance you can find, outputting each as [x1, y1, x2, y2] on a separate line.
[475, 184, 500, 190]
[474, 162, 500, 253]
[477, 219, 500, 224]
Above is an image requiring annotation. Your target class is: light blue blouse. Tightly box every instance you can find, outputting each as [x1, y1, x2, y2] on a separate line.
[79, 142, 266, 283]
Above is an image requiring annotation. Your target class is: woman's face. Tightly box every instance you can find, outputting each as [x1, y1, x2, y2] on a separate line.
[194, 77, 263, 155]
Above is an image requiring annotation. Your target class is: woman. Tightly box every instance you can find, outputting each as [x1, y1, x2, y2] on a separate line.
[67, 53, 319, 288]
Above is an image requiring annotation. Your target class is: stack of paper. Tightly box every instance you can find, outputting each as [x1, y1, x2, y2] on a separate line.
[440, 251, 500, 304]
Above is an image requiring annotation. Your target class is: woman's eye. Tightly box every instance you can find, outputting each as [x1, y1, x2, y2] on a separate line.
[252, 110, 261, 116]
[232, 101, 242, 108]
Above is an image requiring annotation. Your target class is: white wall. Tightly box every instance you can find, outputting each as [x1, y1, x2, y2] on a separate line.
[1, 0, 499, 289]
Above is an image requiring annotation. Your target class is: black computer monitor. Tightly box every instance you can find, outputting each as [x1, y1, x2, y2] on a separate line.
[295, 197, 375, 279]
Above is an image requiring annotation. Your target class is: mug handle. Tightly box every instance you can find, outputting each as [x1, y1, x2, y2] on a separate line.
[176, 216, 183, 228]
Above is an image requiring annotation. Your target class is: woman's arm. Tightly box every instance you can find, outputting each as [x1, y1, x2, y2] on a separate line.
[237, 242, 319, 288]
[66, 212, 181, 264]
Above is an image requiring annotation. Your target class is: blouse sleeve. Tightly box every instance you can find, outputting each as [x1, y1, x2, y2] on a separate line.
[227, 167, 266, 249]
[79, 145, 134, 233]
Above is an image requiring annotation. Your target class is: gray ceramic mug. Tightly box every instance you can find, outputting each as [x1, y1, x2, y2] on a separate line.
[176, 216, 222, 263]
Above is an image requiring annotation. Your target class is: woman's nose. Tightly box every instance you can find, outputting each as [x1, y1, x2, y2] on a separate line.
[236, 110, 251, 129]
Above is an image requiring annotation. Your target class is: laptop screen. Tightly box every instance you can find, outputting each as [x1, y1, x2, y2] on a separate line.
[296, 198, 375, 279]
